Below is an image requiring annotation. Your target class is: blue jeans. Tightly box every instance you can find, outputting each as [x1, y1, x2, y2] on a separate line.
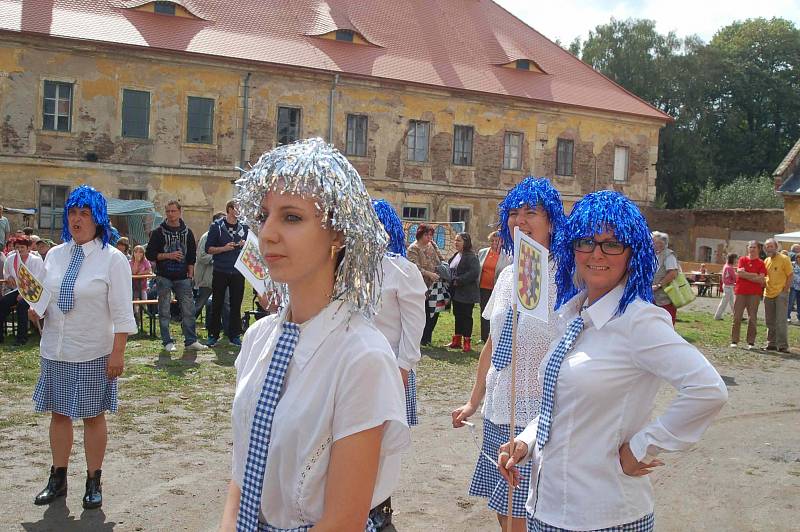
[788, 288, 800, 319]
[156, 276, 197, 346]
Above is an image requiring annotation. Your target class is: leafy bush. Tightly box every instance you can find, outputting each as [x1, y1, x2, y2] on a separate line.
[692, 174, 783, 209]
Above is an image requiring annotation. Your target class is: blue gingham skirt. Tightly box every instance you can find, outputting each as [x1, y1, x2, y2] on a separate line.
[469, 418, 531, 518]
[33, 355, 117, 419]
[406, 369, 418, 426]
[528, 513, 654, 532]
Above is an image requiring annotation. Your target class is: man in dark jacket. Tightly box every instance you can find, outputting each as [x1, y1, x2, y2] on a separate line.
[205, 200, 248, 347]
[145, 199, 205, 353]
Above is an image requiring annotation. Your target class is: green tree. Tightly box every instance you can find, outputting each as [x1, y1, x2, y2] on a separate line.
[692, 174, 784, 209]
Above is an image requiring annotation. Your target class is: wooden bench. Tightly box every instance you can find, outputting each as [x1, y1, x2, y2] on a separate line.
[132, 298, 176, 338]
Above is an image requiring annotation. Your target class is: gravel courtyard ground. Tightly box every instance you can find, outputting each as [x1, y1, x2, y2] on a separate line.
[1, 299, 798, 531]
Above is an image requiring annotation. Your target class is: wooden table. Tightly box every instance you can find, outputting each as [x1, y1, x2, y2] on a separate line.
[132, 273, 157, 337]
[686, 271, 721, 297]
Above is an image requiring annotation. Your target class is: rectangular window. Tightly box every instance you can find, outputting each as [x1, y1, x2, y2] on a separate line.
[121, 89, 150, 139]
[39, 184, 69, 230]
[406, 120, 430, 162]
[335, 29, 354, 42]
[277, 107, 301, 146]
[402, 206, 428, 221]
[186, 96, 214, 144]
[154, 1, 176, 15]
[119, 189, 147, 200]
[556, 138, 574, 176]
[614, 146, 630, 182]
[346, 114, 368, 156]
[453, 125, 474, 166]
[503, 132, 523, 170]
[42, 80, 73, 132]
[449, 207, 470, 233]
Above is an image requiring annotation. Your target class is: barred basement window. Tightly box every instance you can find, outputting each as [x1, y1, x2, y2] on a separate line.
[402, 206, 428, 221]
[39, 184, 69, 230]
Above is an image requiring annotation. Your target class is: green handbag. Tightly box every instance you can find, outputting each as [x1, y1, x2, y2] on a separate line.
[663, 272, 696, 308]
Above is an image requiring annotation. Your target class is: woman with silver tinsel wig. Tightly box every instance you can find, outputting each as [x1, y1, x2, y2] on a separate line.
[451, 177, 565, 532]
[32, 185, 138, 510]
[498, 190, 727, 532]
[220, 139, 409, 532]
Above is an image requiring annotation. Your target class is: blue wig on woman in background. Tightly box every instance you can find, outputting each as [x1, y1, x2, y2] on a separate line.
[372, 199, 407, 257]
[553, 189, 657, 315]
[497, 177, 566, 254]
[61, 185, 118, 248]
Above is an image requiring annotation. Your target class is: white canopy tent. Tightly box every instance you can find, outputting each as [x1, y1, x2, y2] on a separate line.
[774, 231, 800, 244]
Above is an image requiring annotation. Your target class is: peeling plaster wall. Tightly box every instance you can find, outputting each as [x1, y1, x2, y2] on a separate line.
[0, 36, 664, 245]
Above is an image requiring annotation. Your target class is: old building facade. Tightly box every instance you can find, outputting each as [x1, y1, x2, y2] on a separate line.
[0, 0, 668, 241]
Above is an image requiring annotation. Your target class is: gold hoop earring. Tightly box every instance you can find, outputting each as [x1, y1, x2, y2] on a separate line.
[330, 245, 338, 261]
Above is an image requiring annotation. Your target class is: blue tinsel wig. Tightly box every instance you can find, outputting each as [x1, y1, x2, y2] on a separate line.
[497, 177, 566, 254]
[553, 190, 657, 315]
[372, 199, 406, 257]
[61, 185, 118, 248]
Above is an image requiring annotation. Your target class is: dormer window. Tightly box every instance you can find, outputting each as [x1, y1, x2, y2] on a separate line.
[154, 1, 175, 15]
[498, 58, 546, 74]
[335, 29, 354, 42]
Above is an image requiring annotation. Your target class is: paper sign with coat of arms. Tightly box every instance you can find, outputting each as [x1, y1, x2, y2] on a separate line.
[512, 227, 549, 322]
[235, 231, 269, 296]
[16, 262, 52, 316]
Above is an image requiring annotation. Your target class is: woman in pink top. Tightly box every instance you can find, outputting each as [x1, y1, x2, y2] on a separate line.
[129, 245, 152, 300]
[714, 253, 738, 320]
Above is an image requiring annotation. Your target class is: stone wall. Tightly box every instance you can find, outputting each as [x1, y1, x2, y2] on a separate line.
[642, 207, 785, 263]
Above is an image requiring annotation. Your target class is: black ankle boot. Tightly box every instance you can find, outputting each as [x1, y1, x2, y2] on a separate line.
[82, 469, 102, 509]
[368, 496, 393, 530]
[34, 466, 68, 505]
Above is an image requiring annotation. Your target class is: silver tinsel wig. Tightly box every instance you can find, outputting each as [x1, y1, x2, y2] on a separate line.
[234, 138, 388, 318]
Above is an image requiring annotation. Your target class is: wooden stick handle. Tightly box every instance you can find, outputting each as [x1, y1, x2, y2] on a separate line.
[505, 302, 520, 531]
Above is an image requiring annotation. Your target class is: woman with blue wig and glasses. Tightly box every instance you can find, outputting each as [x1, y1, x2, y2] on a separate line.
[451, 177, 565, 532]
[498, 190, 728, 532]
[30, 185, 138, 510]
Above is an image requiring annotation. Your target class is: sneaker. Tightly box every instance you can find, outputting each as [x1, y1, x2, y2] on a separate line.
[729, 343, 738, 348]
[185, 341, 206, 351]
[205, 336, 219, 347]
[229, 337, 242, 347]
[747, 344, 755, 350]
[164, 342, 177, 352]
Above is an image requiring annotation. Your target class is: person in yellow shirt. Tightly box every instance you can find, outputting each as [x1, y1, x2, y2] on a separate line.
[763, 238, 793, 352]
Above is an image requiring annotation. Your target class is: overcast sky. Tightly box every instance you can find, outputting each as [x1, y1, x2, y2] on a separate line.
[495, 0, 800, 45]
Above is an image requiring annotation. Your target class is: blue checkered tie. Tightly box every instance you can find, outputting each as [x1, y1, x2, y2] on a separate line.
[57, 244, 85, 313]
[535, 315, 584, 450]
[237, 321, 301, 532]
[491, 308, 515, 370]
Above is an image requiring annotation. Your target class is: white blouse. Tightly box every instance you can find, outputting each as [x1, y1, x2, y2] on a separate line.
[3, 251, 45, 284]
[373, 254, 427, 371]
[482, 261, 559, 427]
[517, 284, 728, 530]
[40, 239, 138, 362]
[231, 301, 410, 529]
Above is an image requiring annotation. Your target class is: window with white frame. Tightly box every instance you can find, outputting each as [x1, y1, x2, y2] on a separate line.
[346, 114, 368, 156]
[453, 125, 474, 166]
[39, 184, 69, 230]
[503, 132, 523, 170]
[402, 205, 428, 220]
[42, 80, 73, 132]
[407, 120, 430, 162]
[614, 146, 630, 182]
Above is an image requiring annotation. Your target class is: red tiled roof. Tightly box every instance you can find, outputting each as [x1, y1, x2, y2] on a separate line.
[1, 0, 670, 121]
